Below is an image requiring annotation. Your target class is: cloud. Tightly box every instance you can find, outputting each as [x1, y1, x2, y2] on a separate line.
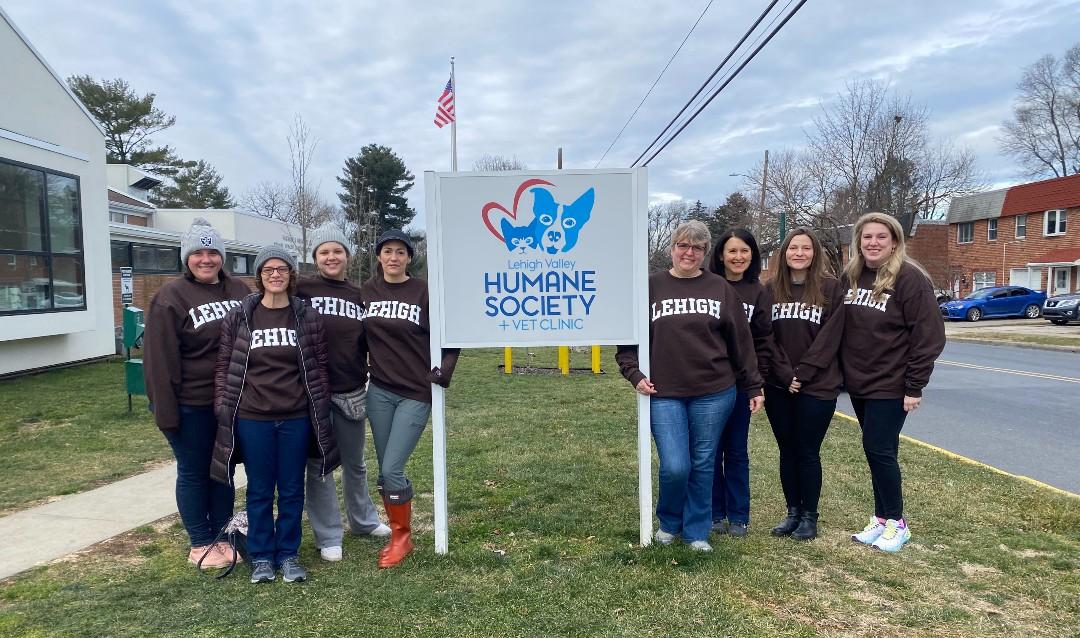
[5, 0, 1080, 229]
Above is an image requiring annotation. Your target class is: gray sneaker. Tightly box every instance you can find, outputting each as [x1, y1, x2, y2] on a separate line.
[280, 556, 307, 583]
[711, 520, 729, 534]
[250, 560, 275, 583]
[727, 522, 749, 537]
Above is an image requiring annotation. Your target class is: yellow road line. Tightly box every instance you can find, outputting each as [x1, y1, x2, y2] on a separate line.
[833, 411, 1080, 500]
[938, 359, 1080, 384]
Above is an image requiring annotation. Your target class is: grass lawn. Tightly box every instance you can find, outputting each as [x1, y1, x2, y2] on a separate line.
[1, 348, 1078, 637]
[0, 359, 169, 514]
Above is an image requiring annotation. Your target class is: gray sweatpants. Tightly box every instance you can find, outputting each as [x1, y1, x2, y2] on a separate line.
[305, 400, 384, 549]
[366, 382, 431, 494]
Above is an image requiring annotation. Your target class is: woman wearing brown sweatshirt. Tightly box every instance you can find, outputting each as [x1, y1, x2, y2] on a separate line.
[297, 226, 390, 565]
[764, 229, 845, 541]
[617, 221, 763, 552]
[707, 228, 772, 538]
[842, 213, 945, 553]
[361, 229, 459, 568]
[143, 218, 250, 569]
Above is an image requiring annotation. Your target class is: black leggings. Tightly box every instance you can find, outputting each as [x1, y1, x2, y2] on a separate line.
[763, 385, 835, 513]
[850, 397, 908, 520]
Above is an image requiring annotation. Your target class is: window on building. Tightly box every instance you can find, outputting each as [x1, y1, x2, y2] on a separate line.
[1044, 209, 1066, 236]
[973, 271, 996, 291]
[227, 252, 253, 275]
[111, 241, 180, 273]
[987, 218, 998, 241]
[957, 222, 974, 243]
[0, 159, 85, 315]
[1015, 214, 1027, 238]
[110, 212, 128, 223]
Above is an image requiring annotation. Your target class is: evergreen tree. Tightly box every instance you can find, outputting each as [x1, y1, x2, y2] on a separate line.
[66, 75, 191, 177]
[337, 145, 415, 280]
[150, 160, 235, 208]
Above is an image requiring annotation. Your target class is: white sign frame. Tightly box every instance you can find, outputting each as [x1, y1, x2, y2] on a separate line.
[424, 168, 653, 553]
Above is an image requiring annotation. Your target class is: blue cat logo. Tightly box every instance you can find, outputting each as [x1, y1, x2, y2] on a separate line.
[490, 186, 595, 255]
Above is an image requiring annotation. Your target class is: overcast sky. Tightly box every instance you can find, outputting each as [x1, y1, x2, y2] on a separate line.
[6, 0, 1080, 228]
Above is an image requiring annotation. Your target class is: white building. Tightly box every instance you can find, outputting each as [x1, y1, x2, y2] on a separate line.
[0, 7, 114, 376]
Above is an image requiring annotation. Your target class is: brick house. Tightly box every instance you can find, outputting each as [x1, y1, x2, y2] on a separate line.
[761, 218, 949, 291]
[947, 173, 1080, 298]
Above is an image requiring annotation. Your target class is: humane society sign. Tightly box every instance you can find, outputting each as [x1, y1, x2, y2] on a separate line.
[425, 169, 647, 348]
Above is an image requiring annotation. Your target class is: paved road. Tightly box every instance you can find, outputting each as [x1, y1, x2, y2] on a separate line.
[837, 340, 1080, 495]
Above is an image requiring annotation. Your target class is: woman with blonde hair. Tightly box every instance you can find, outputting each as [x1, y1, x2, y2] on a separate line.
[763, 228, 845, 541]
[841, 213, 944, 553]
[617, 220, 763, 552]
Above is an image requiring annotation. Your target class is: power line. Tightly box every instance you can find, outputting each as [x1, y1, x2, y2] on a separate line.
[630, 0, 782, 168]
[639, 0, 809, 167]
[594, 0, 714, 169]
[674, 0, 793, 139]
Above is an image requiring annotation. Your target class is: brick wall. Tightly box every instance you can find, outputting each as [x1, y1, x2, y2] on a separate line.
[906, 223, 949, 289]
[947, 206, 1080, 297]
[111, 272, 256, 332]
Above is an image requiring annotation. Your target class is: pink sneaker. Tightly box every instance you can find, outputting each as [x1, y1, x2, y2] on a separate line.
[189, 545, 231, 569]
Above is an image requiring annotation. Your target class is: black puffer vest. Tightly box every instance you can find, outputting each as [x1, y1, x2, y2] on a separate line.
[210, 293, 339, 485]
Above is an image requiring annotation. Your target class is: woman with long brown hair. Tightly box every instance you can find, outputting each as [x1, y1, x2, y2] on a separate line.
[763, 228, 845, 541]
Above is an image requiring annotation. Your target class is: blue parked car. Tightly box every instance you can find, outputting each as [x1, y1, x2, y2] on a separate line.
[939, 286, 1046, 322]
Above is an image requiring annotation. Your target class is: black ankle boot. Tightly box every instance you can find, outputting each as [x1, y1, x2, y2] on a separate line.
[792, 511, 819, 540]
[770, 506, 802, 537]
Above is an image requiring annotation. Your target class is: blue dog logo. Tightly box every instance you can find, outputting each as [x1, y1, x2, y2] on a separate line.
[493, 187, 594, 255]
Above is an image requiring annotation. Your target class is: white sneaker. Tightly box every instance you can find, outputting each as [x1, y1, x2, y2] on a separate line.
[319, 545, 343, 562]
[851, 516, 886, 545]
[368, 523, 391, 537]
[688, 540, 713, 552]
[654, 529, 677, 545]
[871, 519, 911, 553]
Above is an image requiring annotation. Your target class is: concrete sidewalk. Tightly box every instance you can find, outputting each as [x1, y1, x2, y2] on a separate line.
[0, 463, 247, 580]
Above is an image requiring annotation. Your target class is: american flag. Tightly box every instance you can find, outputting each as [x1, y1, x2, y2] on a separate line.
[433, 77, 455, 128]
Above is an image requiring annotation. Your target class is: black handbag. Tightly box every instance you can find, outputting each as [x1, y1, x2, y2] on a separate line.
[197, 511, 250, 579]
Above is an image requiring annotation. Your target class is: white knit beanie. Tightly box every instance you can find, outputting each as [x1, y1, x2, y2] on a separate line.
[180, 217, 224, 261]
[309, 224, 353, 258]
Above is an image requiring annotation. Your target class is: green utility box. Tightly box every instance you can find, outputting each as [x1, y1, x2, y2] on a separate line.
[123, 306, 146, 408]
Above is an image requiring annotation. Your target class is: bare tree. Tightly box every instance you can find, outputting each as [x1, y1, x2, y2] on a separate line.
[473, 154, 528, 171]
[286, 114, 329, 260]
[647, 201, 687, 271]
[242, 181, 292, 219]
[999, 46, 1080, 177]
[737, 80, 980, 243]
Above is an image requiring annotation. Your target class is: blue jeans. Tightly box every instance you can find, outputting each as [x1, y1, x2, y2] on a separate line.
[236, 417, 310, 565]
[651, 387, 737, 542]
[164, 405, 235, 547]
[712, 391, 751, 525]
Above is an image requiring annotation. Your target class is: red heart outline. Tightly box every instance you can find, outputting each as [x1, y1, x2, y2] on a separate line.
[482, 178, 555, 242]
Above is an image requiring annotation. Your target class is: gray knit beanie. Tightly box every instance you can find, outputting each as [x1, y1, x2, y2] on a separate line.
[180, 217, 224, 261]
[254, 245, 298, 273]
[309, 224, 353, 258]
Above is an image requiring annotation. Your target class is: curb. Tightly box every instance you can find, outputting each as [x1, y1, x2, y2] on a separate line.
[945, 336, 1080, 354]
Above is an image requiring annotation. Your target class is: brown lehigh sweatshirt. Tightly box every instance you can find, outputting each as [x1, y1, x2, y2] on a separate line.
[725, 277, 773, 380]
[143, 274, 252, 430]
[616, 270, 762, 398]
[840, 262, 946, 399]
[360, 275, 460, 404]
[297, 276, 368, 393]
[236, 304, 308, 420]
[765, 277, 846, 399]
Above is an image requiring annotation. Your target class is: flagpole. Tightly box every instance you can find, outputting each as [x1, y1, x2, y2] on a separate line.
[450, 57, 458, 172]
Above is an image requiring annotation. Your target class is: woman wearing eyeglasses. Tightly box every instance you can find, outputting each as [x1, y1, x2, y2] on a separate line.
[707, 228, 772, 538]
[212, 246, 338, 584]
[617, 221, 763, 552]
